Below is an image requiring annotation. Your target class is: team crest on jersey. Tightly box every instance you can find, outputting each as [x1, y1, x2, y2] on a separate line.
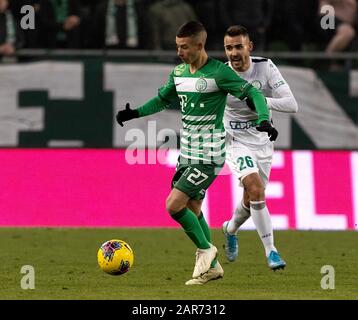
[195, 78, 208, 92]
[251, 80, 262, 89]
[174, 64, 186, 76]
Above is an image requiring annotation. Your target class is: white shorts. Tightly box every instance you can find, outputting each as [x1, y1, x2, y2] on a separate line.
[226, 142, 273, 187]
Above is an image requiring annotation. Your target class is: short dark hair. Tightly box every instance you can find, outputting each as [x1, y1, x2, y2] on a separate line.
[176, 21, 206, 38]
[225, 25, 249, 38]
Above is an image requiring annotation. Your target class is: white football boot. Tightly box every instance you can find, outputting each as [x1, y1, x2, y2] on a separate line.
[186, 261, 224, 285]
[192, 244, 218, 278]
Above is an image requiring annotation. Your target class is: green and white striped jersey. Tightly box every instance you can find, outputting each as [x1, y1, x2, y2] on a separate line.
[137, 57, 269, 164]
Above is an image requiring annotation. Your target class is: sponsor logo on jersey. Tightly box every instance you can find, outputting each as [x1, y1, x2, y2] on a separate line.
[174, 64, 186, 76]
[240, 82, 250, 92]
[229, 120, 258, 130]
[195, 78, 208, 92]
[273, 80, 285, 89]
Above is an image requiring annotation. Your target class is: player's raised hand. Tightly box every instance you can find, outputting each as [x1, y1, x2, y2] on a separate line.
[116, 103, 139, 127]
[256, 120, 278, 141]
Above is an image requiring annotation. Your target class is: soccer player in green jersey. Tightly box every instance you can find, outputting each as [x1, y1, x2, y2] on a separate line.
[116, 21, 278, 285]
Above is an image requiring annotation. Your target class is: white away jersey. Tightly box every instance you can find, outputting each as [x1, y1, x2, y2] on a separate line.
[224, 56, 292, 148]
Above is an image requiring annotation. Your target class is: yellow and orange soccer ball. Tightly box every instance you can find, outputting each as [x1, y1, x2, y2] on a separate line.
[97, 239, 134, 275]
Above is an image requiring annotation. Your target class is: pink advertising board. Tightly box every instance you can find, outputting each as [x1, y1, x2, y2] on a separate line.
[0, 149, 357, 230]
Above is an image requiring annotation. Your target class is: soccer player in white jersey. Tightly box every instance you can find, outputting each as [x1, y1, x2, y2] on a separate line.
[116, 21, 277, 284]
[222, 25, 298, 270]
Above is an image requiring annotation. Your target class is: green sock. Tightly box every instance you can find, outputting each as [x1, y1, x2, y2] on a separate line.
[171, 208, 211, 249]
[198, 212, 218, 268]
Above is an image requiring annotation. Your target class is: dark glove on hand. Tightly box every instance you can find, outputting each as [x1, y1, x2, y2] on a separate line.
[256, 120, 278, 141]
[116, 103, 139, 127]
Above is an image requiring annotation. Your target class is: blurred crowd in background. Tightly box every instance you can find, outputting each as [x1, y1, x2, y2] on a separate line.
[1, 0, 358, 56]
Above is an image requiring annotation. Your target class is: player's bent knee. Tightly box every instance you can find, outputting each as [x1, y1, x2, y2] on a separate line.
[166, 196, 185, 215]
[246, 184, 265, 201]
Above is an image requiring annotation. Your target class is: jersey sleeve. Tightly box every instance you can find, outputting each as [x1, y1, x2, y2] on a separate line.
[215, 63, 250, 100]
[216, 63, 270, 123]
[137, 71, 177, 117]
[266, 59, 298, 113]
[158, 71, 178, 103]
[267, 59, 287, 92]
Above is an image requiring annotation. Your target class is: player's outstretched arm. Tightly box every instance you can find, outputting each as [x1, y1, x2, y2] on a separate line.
[115, 71, 177, 127]
[115, 95, 173, 127]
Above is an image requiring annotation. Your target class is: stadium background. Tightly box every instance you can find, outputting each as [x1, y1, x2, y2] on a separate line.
[1, 0, 358, 230]
[1, 0, 358, 301]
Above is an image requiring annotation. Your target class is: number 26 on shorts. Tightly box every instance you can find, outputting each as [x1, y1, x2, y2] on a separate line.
[237, 156, 254, 171]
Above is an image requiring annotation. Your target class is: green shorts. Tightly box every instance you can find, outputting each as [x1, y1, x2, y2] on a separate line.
[171, 157, 223, 200]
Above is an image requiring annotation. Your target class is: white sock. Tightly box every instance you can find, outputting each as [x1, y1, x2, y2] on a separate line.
[250, 200, 277, 257]
[227, 202, 251, 235]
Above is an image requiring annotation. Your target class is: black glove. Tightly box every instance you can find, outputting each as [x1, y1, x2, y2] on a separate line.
[256, 120, 278, 141]
[116, 103, 139, 127]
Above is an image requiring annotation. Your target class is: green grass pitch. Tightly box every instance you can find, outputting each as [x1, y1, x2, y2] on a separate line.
[0, 228, 357, 300]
